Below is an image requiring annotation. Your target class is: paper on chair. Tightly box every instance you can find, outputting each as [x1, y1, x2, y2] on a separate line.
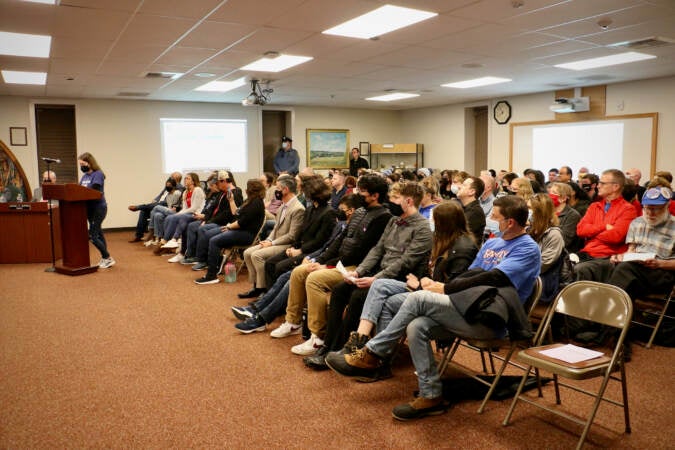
[621, 252, 656, 262]
[539, 344, 604, 364]
[336, 261, 357, 283]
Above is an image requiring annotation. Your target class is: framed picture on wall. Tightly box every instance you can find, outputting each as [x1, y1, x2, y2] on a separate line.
[10, 127, 28, 146]
[359, 141, 370, 156]
[306, 129, 350, 169]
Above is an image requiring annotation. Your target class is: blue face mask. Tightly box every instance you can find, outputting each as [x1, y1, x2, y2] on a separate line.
[493, 229, 503, 239]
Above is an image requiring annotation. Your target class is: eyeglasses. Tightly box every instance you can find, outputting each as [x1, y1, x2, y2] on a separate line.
[597, 180, 617, 185]
[644, 187, 672, 199]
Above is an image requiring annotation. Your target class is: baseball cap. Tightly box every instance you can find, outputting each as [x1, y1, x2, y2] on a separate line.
[642, 187, 672, 206]
[281, 136, 292, 143]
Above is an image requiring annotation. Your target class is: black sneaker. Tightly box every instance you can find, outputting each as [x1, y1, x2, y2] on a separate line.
[392, 396, 449, 421]
[303, 346, 329, 371]
[231, 305, 255, 320]
[235, 315, 266, 334]
[194, 275, 219, 285]
[238, 287, 265, 299]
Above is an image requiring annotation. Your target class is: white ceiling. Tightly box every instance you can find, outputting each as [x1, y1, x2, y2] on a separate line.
[0, 0, 674, 109]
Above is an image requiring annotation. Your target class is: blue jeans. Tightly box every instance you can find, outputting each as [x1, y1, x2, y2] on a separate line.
[185, 221, 208, 257]
[163, 213, 195, 240]
[206, 229, 255, 277]
[150, 205, 175, 236]
[365, 291, 498, 399]
[195, 223, 224, 261]
[360, 279, 410, 333]
[133, 202, 161, 238]
[253, 271, 291, 323]
[87, 204, 109, 259]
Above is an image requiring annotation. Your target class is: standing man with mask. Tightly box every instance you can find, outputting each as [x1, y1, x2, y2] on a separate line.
[274, 136, 299, 176]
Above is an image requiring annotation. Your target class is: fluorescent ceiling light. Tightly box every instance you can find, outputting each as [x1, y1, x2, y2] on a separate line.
[554, 51, 656, 71]
[442, 76, 512, 89]
[323, 5, 437, 39]
[1, 70, 47, 85]
[366, 92, 420, 102]
[195, 77, 247, 92]
[22, 0, 57, 4]
[0, 31, 51, 58]
[240, 54, 313, 72]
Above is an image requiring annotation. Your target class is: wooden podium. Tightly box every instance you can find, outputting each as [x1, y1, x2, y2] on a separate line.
[43, 183, 101, 275]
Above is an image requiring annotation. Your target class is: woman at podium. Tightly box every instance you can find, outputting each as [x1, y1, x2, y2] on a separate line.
[78, 152, 115, 269]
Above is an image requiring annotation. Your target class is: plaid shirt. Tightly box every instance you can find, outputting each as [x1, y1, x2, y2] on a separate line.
[625, 215, 675, 259]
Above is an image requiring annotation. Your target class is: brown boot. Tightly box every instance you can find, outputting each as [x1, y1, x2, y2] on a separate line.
[325, 346, 381, 379]
[392, 396, 448, 421]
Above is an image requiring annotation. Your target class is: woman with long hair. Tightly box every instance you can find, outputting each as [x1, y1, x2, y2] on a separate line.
[157, 172, 207, 252]
[78, 152, 115, 268]
[509, 177, 534, 202]
[547, 182, 582, 253]
[528, 193, 565, 301]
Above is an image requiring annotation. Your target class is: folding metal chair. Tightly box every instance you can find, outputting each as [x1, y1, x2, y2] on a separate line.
[436, 277, 548, 414]
[503, 281, 632, 450]
[631, 285, 674, 348]
[218, 221, 266, 276]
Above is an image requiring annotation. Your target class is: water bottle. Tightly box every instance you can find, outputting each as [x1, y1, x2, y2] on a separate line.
[224, 262, 237, 283]
[17, 193, 23, 202]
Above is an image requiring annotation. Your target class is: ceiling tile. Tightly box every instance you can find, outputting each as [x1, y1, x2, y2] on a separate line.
[179, 20, 257, 49]
[45, 84, 86, 97]
[380, 14, 482, 45]
[155, 46, 220, 66]
[230, 27, 313, 54]
[50, 37, 114, 59]
[0, 56, 50, 72]
[275, 0, 376, 33]
[0, 1, 56, 35]
[368, 0, 479, 14]
[139, 0, 224, 19]
[209, 0, 307, 26]
[201, 49, 260, 70]
[281, 34, 358, 58]
[53, 6, 131, 40]
[119, 14, 196, 45]
[450, 0, 573, 23]
[422, 23, 522, 51]
[107, 42, 167, 63]
[292, 59, 387, 78]
[61, 0, 141, 12]
[523, 39, 600, 60]
[322, 41, 405, 62]
[49, 58, 100, 75]
[96, 60, 151, 77]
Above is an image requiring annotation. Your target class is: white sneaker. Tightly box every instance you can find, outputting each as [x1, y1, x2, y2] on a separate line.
[143, 239, 155, 247]
[99, 257, 116, 269]
[291, 334, 324, 355]
[168, 253, 184, 263]
[162, 238, 179, 249]
[270, 321, 302, 338]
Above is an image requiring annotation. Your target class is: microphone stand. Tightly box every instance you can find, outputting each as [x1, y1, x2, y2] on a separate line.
[44, 160, 56, 273]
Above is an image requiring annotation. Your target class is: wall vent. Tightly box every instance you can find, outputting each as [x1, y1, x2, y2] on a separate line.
[117, 92, 150, 97]
[143, 71, 183, 79]
[608, 36, 674, 49]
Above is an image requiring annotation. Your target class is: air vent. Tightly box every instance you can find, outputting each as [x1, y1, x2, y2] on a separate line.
[576, 75, 614, 81]
[143, 71, 183, 80]
[117, 92, 150, 97]
[548, 83, 573, 87]
[608, 36, 675, 49]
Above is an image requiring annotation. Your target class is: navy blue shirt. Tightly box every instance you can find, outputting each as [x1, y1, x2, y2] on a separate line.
[273, 148, 299, 175]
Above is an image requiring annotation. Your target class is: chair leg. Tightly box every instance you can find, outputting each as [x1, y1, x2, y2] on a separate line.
[620, 361, 631, 433]
[478, 343, 516, 414]
[553, 374, 561, 404]
[502, 364, 533, 426]
[576, 370, 615, 450]
[646, 293, 671, 349]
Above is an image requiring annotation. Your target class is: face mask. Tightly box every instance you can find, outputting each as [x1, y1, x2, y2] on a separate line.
[582, 184, 592, 192]
[336, 210, 347, 221]
[166, 186, 174, 192]
[549, 193, 561, 208]
[450, 184, 460, 195]
[80, 165, 90, 173]
[43, 179, 51, 183]
[388, 202, 403, 217]
[282, 142, 289, 149]
[527, 208, 533, 224]
[493, 229, 503, 239]
[274, 189, 283, 200]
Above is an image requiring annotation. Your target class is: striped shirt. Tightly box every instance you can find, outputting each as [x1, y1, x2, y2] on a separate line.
[625, 215, 675, 259]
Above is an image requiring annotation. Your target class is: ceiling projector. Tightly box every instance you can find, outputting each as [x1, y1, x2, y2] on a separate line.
[549, 96, 590, 113]
[242, 79, 273, 106]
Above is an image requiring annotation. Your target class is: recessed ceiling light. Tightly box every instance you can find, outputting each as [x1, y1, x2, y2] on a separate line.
[366, 92, 420, 102]
[195, 77, 247, 92]
[240, 54, 313, 72]
[554, 51, 656, 70]
[442, 76, 512, 89]
[1, 70, 47, 85]
[323, 5, 437, 39]
[194, 72, 216, 78]
[0, 31, 51, 58]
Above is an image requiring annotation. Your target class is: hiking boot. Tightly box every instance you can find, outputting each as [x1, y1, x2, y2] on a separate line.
[338, 331, 369, 355]
[303, 346, 329, 371]
[392, 396, 449, 421]
[325, 347, 381, 379]
[355, 361, 393, 383]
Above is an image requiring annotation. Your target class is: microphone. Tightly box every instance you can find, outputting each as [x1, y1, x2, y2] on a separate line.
[41, 157, 61, 164]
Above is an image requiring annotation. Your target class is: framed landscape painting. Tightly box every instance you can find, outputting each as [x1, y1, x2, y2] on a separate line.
[306, 129, 350, 169]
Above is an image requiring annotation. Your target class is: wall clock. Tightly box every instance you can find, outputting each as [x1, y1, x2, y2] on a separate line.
[493, 100, 512, 124]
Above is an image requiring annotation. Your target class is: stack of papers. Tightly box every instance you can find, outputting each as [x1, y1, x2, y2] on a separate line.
[622, 252, 656, 262]
[539, 344, 604, 364]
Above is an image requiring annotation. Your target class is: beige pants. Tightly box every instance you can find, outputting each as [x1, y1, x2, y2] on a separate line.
[286, 264, 356, 338]
[243, 244, 289, 288]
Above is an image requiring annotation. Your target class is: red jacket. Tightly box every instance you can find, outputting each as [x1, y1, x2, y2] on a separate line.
[576, 196, 638, 258]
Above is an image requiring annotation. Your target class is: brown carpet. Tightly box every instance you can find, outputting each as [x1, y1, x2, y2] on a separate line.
[1, 231, 673, 449]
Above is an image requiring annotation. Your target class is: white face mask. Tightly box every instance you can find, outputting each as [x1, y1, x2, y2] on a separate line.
[282, 142, 289, 149]
[451, 184, 460, 195]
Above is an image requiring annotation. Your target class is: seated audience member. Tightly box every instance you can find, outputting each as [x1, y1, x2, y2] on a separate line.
[454, 175, 486, 242]
[263, 176, 336, 287]
[558, 166, 573, 184]
[302, 182, 433, 369]
[509, 177, 534, 202]
[439, 170, 456, 200]
[129, 171, 182, 242]
[524, 169, 546, 193]
[33, 170, 56, 201]
[234, 195, 362, 333]
[260, 171, 280, 241]
[330, 169, 349, 210]
[622, 179, 643, 217]
[194, 179, 266, 284]
[624, 168, 645, 202]
[568, 181, 591, 218]
[168, 174, 219, 263]
[416, 168, 431, 181]
[385, 182, 404, 217]
[528, 194, 566, 301]
[418, 176, 439, 220]
[295, 173, 312, 208]
[238, 175, 305, 297]
[574, 169, 638, 278]
[332, 201, 479, 377]
[349, 147, 369, 177]
[181, 171, 243, 266]
[497, 172, 518, 198]
[401, 170, 417, 182]
[578, 173, 599, 202]
[153, 172, 206, 253]
[266, 176, 391, 349]
[479, 171, 496, 216]
[547, 182, 582, 253]
[576, 166, 589, 183]
[546, 168, 559, 186]
[649, 175, 675, 215]
[325, 195, 540, 419]
[142, 178, 183, 245]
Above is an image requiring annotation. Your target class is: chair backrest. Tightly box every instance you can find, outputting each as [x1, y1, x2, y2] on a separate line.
[525, 277, 543, 319]
[554, 281, 632, 330]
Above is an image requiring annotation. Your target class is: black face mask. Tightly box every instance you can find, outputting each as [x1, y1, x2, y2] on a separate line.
[388, 202, 404, 217]
[166, 186, 174, 192]
[274, 189, 283, 200]
[80, 165, 90, 173]
[336, 210, 347, 221]
[42, 179, 51, 183]
[582, 185, 592, 192]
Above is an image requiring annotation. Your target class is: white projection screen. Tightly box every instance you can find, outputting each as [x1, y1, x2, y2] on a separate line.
[510, 113, 657, 178]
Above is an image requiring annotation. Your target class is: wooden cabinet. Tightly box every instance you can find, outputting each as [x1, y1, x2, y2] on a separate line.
[370, 143, 424, 170]
[0, 202, 61, 263]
